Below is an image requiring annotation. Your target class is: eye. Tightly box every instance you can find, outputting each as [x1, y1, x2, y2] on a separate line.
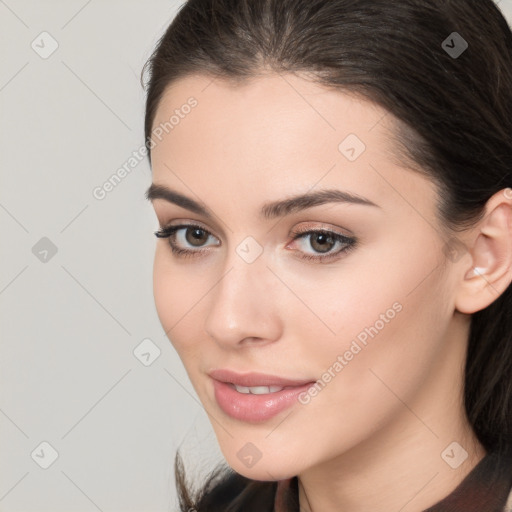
[287, 228, 357, 263]
[153, 223, 357, 263]
[154, 223, 220, 257]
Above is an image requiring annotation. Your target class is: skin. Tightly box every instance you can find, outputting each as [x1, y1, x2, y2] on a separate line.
[147, 72, 512, 512]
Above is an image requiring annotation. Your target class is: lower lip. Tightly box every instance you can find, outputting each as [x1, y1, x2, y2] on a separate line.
[212, 379, 314, 423]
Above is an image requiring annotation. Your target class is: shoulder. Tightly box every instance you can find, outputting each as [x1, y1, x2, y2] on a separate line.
[504, 487, 512, 512]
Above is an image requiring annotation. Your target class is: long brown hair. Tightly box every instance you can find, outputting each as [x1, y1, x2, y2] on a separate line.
[141, 1, 512, 510]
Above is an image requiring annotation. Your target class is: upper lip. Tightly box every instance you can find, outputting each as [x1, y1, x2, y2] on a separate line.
[209, 369, 314, 387]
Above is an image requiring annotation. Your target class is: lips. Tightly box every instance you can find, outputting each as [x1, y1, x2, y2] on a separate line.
[208, 368, 314, 388]
[209, 368, 316, 422]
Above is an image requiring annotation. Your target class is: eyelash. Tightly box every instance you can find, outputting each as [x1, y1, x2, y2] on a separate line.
[153, 223, 357, 263]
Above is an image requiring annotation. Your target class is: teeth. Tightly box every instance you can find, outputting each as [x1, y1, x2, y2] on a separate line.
[233, 384, 284, 394]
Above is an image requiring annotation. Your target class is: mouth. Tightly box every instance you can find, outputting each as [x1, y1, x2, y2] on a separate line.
[209, 368, 316, 423]
[226, 383, 301, 394]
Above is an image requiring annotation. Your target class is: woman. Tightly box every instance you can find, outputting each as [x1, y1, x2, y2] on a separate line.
[142, 0, 512, 510]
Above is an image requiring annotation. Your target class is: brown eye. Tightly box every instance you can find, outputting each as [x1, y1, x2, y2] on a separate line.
[309, 232, 336, 253]
[287, 227, 357, 263]
[154, 223, 221, 257]
[186, 227, 209, 247]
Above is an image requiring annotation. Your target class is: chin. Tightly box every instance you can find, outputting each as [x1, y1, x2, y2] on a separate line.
[219, 446, 303, 481]
[231, 462, 296, 482]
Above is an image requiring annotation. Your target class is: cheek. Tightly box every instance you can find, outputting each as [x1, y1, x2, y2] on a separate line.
[289, 236, 452, 402]
[264, 255, 453, 469]
[153, 249, 173, 329]
[275, 242, 423, 352]
[152, 248, 203, 354]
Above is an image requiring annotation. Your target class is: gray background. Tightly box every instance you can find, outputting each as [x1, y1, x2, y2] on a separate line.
[1, 1, 511, 511]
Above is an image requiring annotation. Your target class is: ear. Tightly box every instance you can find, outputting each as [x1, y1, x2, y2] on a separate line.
[454, 188, 512, 315]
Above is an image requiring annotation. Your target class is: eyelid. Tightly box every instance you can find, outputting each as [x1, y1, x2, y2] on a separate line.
[153, 202, 230, 236]
[287, 221, 353, 240]
[158, 218, 213, 232]
[286, 228, 354, 249]
[157, 220, 350, 242]
[157, 221, 220, 244]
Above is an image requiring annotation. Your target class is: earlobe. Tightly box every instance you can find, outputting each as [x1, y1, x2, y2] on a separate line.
[454, 190, 512, 315]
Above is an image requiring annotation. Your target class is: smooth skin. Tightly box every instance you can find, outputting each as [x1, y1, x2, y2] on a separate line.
[147, 72, 512, 512]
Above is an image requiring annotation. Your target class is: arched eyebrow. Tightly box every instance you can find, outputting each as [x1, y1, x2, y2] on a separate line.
[260, 188, 380, 218]
[145, 183, 380, 220]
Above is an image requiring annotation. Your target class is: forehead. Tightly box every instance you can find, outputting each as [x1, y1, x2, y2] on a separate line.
[149, 73, 437, 218]
[151, 72, 392, 152]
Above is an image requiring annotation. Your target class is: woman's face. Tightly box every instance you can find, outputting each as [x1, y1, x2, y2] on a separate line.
[148, 73, 464, 480]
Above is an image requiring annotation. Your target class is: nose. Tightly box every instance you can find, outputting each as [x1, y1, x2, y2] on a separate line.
[204, 254, 283, 348]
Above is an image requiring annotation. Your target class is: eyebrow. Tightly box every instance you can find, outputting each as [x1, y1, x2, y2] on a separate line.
[145, 183, 380, 220]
